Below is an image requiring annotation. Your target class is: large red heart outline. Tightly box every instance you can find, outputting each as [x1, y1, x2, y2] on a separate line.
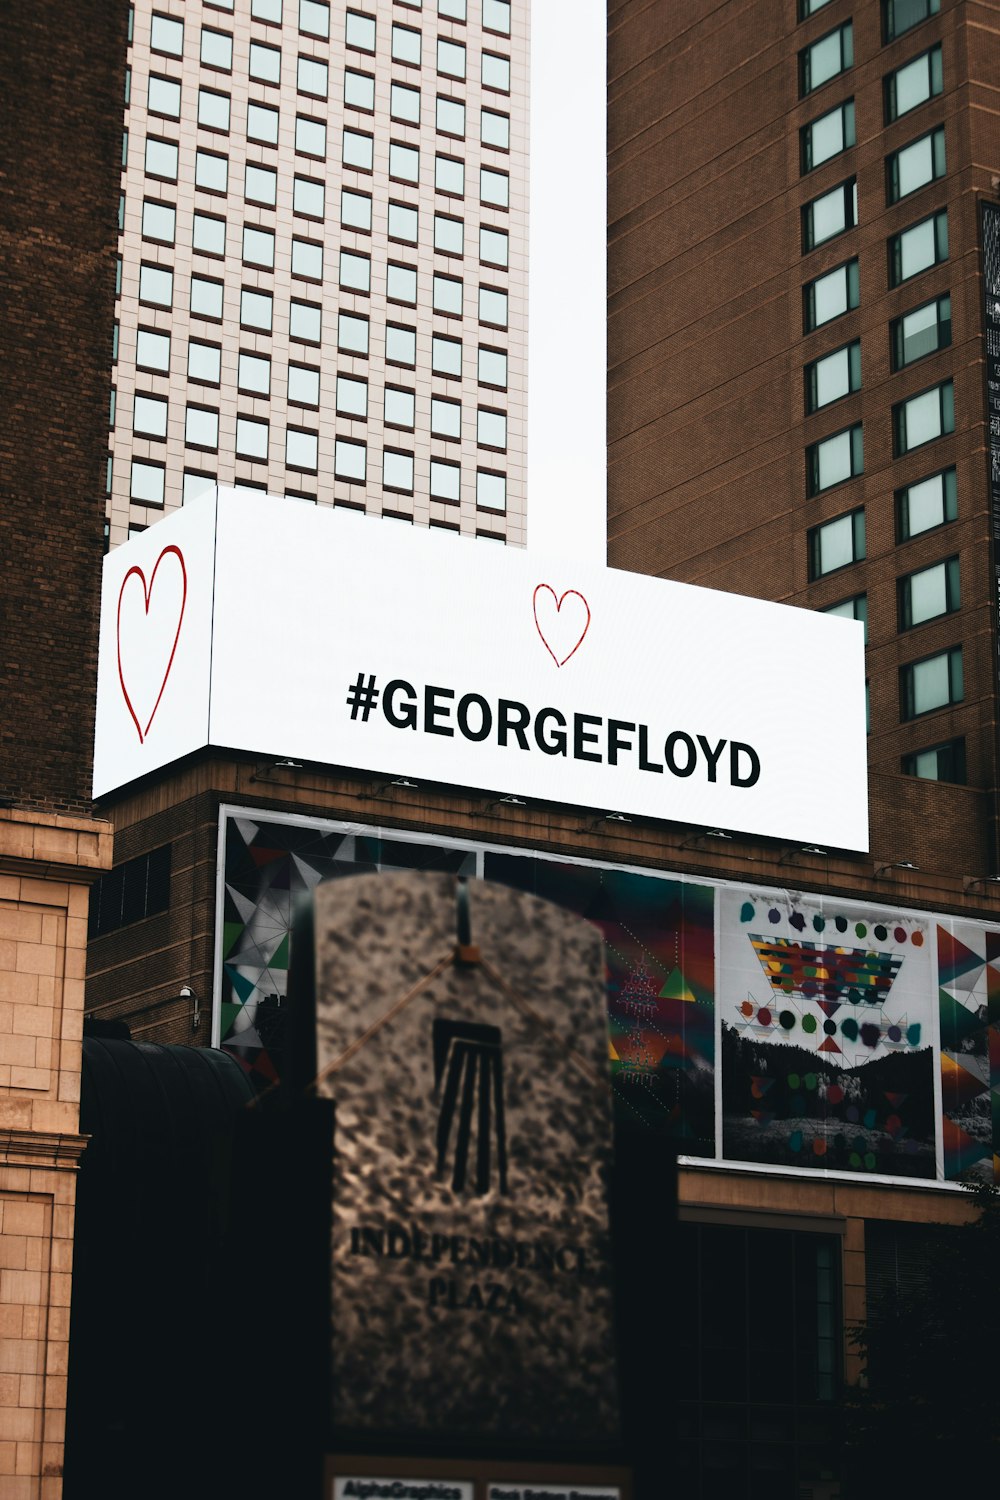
[533, 583, 591, 667]
[117, 545, 187, 744]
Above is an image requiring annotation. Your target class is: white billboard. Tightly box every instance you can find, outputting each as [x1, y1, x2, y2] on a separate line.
[94, 488, 868, 849]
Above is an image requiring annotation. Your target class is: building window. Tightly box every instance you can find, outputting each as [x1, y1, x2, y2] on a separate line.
[134, 394, 168, 439]
[392, 23, 422, 65]
[238, 352, 271, 395]
[799, 0, 835, 16]
[200, 27, 234, 71]
[148, 75, 182, 118]
[336, 374, 369, 418]
[434, 273, 464, 315]
[344, 129, 374, 172]
[344, 10, 374, 52]
[391, 82, 421, 124]
[477, 469, 507, 511]
[183, 470, 216, 505]
[286, 427, 319, 472]
[389, 142, 420, 184]
[88, 846, 171, 938]
[479, 285, 508, 327]
[139, 263, 174, 307]
[189, 340, 222, 385]
[244, 163, 278, 208]
[236, 416, 269, 461]
[345, 69, 375, 112]
[150, 13, 184, 57]
[190, 275, 224, 320]
[136, 328, 171, 373]
[809, 508, 865, 578]
[296, 114, 327, 157]
[900, 646, 962, 718]
[437, 97, 466, 137]
[478, 346, 508, 388]
[890, 210, 948, 285]
[190, 213, 223, 256]
[431, 396, 462, 439]
[894, 380, 954, 454]
[897, 466, 957, 539]
[885, 44, 943, 123]
[252, 0, 283, 21]
[249, 41, 282, 83]
[434, 213, 463, 254]
[433, 335, 463, 377]
[384, 386, 414, 428]
[888, 126, 946, 203]
[484, 0, 511, 34]
[299, 0, 329, 39]
[195, 149, 228, 194]
[435, 154, 465, 195]
[130, 459, 166, 505]
[185, 404, 219, 451]
[390, 202, 419, 243]
[430, 458, 461, 501]
[799, 23, 853, 97]
[387, 262, 418, 305]
[480, 166, 509, 208]
[144, 136, 179, 181]
[383, 449, 415, 493]
[340, 250, 371, 294]
[241, 288, 273, 332]
[342, 189, 372, 233]
[288, 364, 320, 407]
[898, 556, 960, 629]
[439, 0, 467, 19]
[335, 437, 367, 481]
[805, 340, 861, 412]
[884, 0, 940, 44]
[247, 103, 280, 144]
[801, 99, 855, 173]
[482, 108, 509, 150]
[482, 52, 511, 93]
[803, 178, 857, 251]
[822, 593, 868, 643]
[480, 227, 508, 267]
[290, 299, 322, 342]
[338, 312, 369, 356]
[438, 37, 466, 79]
[807, 423, 863, 494]
[386, 324, 417, 366]
[198, 87, 231, 131]
[293, 175, 325, 217]
[477, 407, 507, 450]
[141, 199, 176, 244]
[289, 238, 321, 281]
[892, 294, 951, 369]
[902, 738, 965, 783]
[243, 224, 275, 268]
[298, 55, 328, 97]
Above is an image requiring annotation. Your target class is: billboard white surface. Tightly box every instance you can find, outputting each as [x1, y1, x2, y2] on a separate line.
[94, 488, 868, 849]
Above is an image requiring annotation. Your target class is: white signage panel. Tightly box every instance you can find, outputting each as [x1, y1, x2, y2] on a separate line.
[332, 1482, 473, 1500]
[487, 1489, 621, 1500]
[94, 489, 868, 850]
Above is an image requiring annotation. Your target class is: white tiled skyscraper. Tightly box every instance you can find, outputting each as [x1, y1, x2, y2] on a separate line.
[109, 0, 527, 547]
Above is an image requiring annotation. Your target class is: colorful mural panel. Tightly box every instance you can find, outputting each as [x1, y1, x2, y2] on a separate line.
[937, 922, 1000, 1182]
[484, 854, 715, 1150]
[719, 890, 936, 1177]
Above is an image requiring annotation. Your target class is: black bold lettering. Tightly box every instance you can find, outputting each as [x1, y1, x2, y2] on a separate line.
[731, 741, 761, 787]
[498, 699, 530, 749]
[457, 692, 492, 741]
[697, 735, 727, 783]
[638, 724, 663, 774]
[382, 679, 418, 729]
[573, 713, 602, 763]
[607, 719, 635, 765]
[664, 731, 697, 777]
[424, 684, 455, 736]
[533, 706, 567, 755]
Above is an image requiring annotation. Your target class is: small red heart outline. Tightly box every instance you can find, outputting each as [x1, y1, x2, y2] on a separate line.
[532, 583, 591, 668]
[117, 544, 188, 744]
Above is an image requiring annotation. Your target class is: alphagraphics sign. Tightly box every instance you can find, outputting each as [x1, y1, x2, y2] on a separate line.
[93, 487, 868, 849]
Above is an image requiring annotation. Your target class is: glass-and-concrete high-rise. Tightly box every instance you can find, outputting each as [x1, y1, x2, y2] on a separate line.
[109, 0, 527, 547]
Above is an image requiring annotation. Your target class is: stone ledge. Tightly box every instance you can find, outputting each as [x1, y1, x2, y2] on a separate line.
[0, 1132, 89, 1170]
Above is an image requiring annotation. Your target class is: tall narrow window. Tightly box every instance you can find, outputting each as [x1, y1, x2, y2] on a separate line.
[805, 341, 861, 412]
[807, 424, 863, 494]
[799, 23, 853, 96]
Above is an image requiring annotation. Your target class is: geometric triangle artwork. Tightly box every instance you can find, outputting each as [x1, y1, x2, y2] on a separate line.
[937, 922, 999, 1182]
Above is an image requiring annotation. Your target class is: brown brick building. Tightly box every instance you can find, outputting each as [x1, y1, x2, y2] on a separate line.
[0, 2, 124, 1492]
[609, 0, 1000, 877]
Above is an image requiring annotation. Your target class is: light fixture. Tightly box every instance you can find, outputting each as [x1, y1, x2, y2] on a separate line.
[486, 794, 527, 812]
[180, 985, 201, 1032]
[370, 776, 420, 798]
[963, 874, 1000, 891]
[779, 844, 828, 864]
[680, 828, 732, 849]
[250, 756, 304, 781]
[874, 860, 920, 878]
[588, 812, 633, 830]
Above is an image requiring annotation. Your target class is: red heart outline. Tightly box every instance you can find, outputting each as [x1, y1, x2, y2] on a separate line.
[117, 544, 188, 744]
[532, 583, 591, 667]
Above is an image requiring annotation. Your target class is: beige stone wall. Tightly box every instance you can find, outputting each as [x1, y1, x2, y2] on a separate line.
[0, 811, 112, 1500]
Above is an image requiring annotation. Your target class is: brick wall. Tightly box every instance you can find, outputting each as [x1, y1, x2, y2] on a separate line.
[0, 0, 129, 815]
